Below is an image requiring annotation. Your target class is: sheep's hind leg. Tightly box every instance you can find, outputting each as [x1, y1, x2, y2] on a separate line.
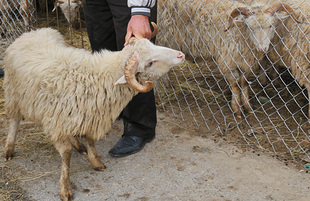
[241, 76, 253, 115]
[54, 139, 73, 201]
[231, 82, 242, 118]
[305, 83, 310, 122]
[70, 137, 87, 155]
[226, 70, 242, 118]
[4, 119, 20, 161]
[86, 136, 106, 171]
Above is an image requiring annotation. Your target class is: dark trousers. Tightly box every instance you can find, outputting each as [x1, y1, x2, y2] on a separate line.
[83, 0, 157, 139]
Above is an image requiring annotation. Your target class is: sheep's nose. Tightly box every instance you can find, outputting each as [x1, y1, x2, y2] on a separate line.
[177, 52, 185, 59]
[258, 47, 267, 53]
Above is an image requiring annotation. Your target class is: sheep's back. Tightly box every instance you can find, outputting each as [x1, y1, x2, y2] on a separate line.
[4, 28, 132, 142]
[266, 0, 310, 86]
[158, 0, 247, 60]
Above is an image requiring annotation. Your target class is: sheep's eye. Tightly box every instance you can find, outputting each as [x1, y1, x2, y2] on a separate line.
[146, 61, 153, 67]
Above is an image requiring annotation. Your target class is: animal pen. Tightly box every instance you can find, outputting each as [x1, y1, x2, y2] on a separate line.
[1, 0, 310, 166]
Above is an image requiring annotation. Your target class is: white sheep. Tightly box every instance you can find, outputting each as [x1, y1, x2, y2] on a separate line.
[157, 0, 299, 118]
[53, 0, 82, 28]
[3, 27, 185, 201]
[232, 0, 302, 87]
[262, 0, 310, 118]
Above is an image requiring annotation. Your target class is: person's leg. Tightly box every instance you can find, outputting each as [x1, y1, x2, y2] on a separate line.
[106, 0, 130, 50]
[83, 0, 117, 52]
[0, 68, 4, 78]
[108, 0, 158, 157]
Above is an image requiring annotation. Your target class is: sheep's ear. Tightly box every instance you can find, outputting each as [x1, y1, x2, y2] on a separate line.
[115, 75, 127, 85]
[225, 16, 245, 31]
[275, 13, 289, 20]
[72, 0, 82, 5]
[52, 1, 64, 12]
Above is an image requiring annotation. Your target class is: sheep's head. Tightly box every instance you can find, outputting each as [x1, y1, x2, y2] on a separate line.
[53, 0, 82, 25]
[116, 38, 185, 93]
[226, 3, 300, 53]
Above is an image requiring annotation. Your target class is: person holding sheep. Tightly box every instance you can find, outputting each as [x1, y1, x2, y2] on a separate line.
[83, 0, 158, 157]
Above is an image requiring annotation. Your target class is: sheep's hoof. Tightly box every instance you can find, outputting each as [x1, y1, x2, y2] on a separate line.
[94, 165, 107, 172]
[71, 138, 88, 155]
[60, 187, 73, 201]
[4, 157, 11, 162]
[60, 192, 73, 201]
[4, 150, 14, 161]
[244, 105, 254, 115]
[76, 146, 87, 155]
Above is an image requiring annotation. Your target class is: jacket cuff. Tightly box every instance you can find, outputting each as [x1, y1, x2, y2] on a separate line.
[131, 7, 151, 16]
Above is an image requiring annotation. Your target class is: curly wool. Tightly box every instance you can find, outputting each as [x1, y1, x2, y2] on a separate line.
[4, 28, 136, 142]
[157, 0, 264, 77]
[266, 0, 310, 86]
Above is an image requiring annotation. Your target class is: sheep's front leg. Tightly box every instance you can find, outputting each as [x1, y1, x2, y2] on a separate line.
[305, 83, 310, 120]
[4, 119, 20, 161]
[226, 70, 242, 118]
[257, 57, 270, 86]
[54, 139, 73, 201]
[230, 82, 242, 118]
[241, 76, 253, 114]
[70, 137, 87, 155]
[86, 136, 106, 171]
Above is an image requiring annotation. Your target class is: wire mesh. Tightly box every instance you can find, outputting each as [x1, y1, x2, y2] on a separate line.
[0, 0, 87, 66]
[0, 0, 36, 41]
[0, 0, 36, 72]
[156, 0, 310, 162]
[1, 0, 310, 163]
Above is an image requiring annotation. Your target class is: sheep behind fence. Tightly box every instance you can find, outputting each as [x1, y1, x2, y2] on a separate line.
[157, 0, 300, 119]
[156, 0, 310, 162]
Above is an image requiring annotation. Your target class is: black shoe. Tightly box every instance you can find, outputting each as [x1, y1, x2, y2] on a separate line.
[0, 68, 4, 78]
[109, 135, 155, 157]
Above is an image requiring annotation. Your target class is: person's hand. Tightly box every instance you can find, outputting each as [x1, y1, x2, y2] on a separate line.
[124, 15, 151, 46]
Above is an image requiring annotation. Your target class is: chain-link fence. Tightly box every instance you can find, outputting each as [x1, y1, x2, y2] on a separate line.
[0, 0, 36, 40]
[155, 0, 310, 162]
[0, 0, 36, 68]
[1, 0, 310, 163]
[0, 0, 87, 66]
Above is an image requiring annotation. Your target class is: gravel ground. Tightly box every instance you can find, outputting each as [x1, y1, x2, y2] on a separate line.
[1, 112, 310, 201]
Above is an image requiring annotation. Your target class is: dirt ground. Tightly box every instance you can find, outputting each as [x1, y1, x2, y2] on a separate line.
[1, 111, 310, 201]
